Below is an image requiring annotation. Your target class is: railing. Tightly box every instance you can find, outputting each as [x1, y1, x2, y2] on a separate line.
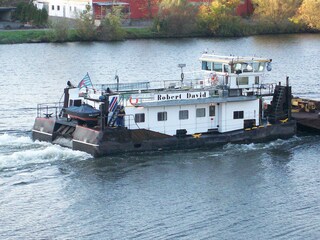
[36, 102, 63, 119]
[96, 82, 150, 92]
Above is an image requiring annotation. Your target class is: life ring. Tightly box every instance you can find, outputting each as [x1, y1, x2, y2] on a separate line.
[129, 97, 139, 106]
[209, 73, 218, 84]
[263, 102, 268, 110]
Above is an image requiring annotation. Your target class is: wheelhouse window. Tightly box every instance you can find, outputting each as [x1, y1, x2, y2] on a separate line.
[202, 61, 212, 71]
[196, 108, 206, 118]
[223, 64, 230, 73]
[209, 105, 215, 116]
[158, 112, 167, 121]
[52, 5, 54, 10]
[213, 62, 222, 72]
[135, 113, 145, 123]
[253, 62, 265, 72]
[179, 110, 189, 120]
[233, 111, 244, 119]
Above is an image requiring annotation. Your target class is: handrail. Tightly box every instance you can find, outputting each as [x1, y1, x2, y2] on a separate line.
[125, 114, 140, 129]
[36, 102, 64, 119]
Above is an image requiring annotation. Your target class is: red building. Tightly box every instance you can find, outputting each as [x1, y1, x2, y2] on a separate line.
[92, 0, 253, 20]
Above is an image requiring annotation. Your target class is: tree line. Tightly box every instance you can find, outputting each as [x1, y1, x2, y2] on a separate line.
[2, 0, 320, 41]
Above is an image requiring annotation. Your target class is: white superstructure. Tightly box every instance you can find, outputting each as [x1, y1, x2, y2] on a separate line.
[67, 53, 273, 136]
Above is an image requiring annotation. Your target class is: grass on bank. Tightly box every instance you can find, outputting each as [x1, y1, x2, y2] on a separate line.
[0, 29, 49, 44]
[0, 27, 161, 44]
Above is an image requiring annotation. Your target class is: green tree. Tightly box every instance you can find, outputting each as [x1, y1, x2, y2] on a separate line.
[97, 6, 126, 41]
[155, 0, 198, 35]
[75, 4, 96, 41]
[294, 0, 320, 30]
[48, 18, 71, 42]
[13, 2, 48, 26]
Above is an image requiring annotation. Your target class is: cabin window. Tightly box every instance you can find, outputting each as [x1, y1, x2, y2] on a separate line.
[52, 5, 54, 10]
[69, 99, 81, 107]
[255, 76, 259, 84]
[213, 63, 222, 72]
[233, 111, 244, 119]
[196, 108, 206, 117]
[158, 112, 167, 121]
[57, 5, 60, 11]
[179, 110, 189, 120]
[202, 61, 211, 71]
[237, 77, 249, 85]
[135, 113, 145, 123]
[209, 105, 215, 116]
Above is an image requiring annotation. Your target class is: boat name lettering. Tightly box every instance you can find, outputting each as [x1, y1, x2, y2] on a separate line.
[156, 91, 208, 101]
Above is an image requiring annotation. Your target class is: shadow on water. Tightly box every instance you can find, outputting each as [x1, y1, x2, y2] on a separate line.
[60, 134, 317, 183]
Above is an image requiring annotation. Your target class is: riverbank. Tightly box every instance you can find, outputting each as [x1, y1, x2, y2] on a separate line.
[0, 28, 160, 44]
[0, 26, 318, 44]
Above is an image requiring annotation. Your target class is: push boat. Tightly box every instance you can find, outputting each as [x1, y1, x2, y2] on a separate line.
[32, 53, 296, 157]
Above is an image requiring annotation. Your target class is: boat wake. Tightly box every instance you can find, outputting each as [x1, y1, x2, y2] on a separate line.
[0, 133, 92, 172]
[222, 136, 303, 153]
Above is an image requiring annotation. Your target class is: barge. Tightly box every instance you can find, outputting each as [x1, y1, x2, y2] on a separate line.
[291, 97, 320, 132]
[32, 53, 296, 157]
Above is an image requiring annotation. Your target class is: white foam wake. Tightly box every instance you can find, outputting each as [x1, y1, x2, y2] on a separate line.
[0, 133, 92, 170]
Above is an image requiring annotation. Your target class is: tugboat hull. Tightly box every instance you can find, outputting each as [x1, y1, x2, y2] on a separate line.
[32, 117, 296, 157]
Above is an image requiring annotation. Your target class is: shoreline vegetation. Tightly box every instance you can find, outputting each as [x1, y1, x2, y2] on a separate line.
[0, 24, 319, 45]
[1, 0, 320, 44]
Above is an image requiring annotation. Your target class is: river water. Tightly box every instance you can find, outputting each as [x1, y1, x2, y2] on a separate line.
[1, 34, 320, 239]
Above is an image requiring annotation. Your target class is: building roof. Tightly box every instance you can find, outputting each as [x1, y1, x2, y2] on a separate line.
[93, 2, 129, 6]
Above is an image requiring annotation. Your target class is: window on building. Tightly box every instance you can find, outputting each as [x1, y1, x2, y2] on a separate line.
[57, 5, 60, 11]
[196, 108, 206, 118]
[70, 6, 72, 11]
[74, 6, 77, 11]
[209, 105, 215, 116]
[179, 110, 189, 120]
[52, 5, 54, 10]
[233, 111, 244, 119]
[135, 113, 145, 123]
[158, 112, 167, 121]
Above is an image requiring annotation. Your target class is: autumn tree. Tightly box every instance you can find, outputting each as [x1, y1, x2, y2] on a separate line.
[197, 0, 243, 36]
[252, 0, 302, 23]
[294, 0, 320, 30]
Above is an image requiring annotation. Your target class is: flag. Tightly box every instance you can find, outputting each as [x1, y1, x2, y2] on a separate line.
[109, 97, 118, 112]
[78, 73, 93, 89]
